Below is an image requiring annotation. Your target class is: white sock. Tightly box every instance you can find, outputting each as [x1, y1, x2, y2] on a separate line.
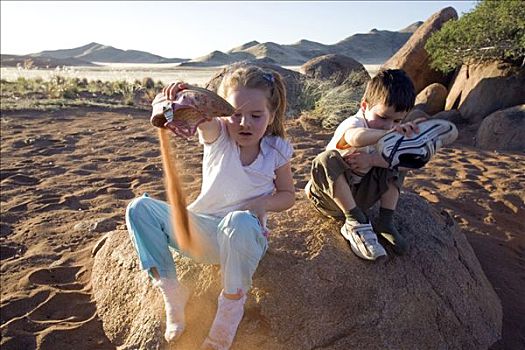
[153, 277, 189, 342]
[201, 292, 247, 350]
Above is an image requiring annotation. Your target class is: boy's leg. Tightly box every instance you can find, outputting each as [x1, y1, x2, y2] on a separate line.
[202, 210, 267, 349]
[375, 180, 409, 255]
[354, 169, 409, 255]
[308, 150, 386, 260]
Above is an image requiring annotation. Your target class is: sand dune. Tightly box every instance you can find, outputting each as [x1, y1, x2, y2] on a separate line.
[0, 108, 523, 349]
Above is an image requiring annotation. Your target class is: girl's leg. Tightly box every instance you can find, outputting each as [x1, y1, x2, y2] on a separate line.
[202, 210, 267, 350]
[126, 194, 221, 342]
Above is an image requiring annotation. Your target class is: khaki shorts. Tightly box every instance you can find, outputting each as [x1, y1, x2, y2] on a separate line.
[306, 150, 405, 218]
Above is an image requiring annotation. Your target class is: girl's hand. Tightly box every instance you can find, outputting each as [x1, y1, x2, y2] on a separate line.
[244, 197, 267, 224]
[162, 81, 188, 100]
[344, 152, 373, 172]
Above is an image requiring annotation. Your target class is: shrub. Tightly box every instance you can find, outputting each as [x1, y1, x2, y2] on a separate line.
[425, 0, 525, 73]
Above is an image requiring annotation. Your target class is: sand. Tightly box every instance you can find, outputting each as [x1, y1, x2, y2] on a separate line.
[0, 108, 523, 349]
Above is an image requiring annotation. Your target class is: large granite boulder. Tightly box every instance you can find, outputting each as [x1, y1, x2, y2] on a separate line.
[475, 105, 525, 151]
[300, 54, 370, 86]
[381, 7, 457, 93]
[445, 62, 525, 124]
[205, 61, 303, 117]
[92, 193, 502, 349]
[414, 83, 448, 115]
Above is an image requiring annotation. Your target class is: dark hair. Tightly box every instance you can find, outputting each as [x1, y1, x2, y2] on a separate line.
[217, 63, 287, 137]
[362, 69, 415, 112]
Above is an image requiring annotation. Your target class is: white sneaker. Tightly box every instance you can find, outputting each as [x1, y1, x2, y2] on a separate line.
[341, 220, 387, 260]
[304, 179, 313, 198]
[376, 119, 458, 170]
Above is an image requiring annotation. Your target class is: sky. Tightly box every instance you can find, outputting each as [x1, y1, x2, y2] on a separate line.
[1, 1, 477, 59]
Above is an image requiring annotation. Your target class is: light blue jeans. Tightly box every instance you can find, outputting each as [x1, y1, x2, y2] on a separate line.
[125, 194, 268, 294]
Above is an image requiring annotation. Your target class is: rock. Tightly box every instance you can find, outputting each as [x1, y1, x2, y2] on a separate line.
[74, 218, 116, 234]
[414, 83, 448, 115]
[404, 109, 430, 122]
[445, 62, 525, 124]
[92, 193, 502, 349]
[300, 54, 370, 86]
[381, 7, 458, 93]
[431, 109, 464, 124]
[205, 62, 303, 117]
[475, 105, 525, 151]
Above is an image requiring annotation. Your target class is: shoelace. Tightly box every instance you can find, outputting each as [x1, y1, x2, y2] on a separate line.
[351, 223, 380, 249]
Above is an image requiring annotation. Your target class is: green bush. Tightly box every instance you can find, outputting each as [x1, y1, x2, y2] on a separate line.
[425, 0, 525, 73]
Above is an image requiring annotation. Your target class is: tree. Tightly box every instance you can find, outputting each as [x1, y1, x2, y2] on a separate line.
[425, 0, 525, 73]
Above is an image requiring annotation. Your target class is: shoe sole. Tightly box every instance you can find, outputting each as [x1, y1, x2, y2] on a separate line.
[340, 226, 386, 261]
[304, 179, 312, 198]
[377, 119, 458, 169]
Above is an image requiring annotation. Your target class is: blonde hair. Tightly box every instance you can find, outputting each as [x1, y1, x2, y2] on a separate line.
[217, 63, 287, 138]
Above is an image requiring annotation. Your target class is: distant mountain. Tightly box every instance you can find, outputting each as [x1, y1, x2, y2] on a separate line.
[187, 21, 422, 66]
[399, 21, 424, 33]
[179, 50, 236, 67]
[0, 54, 98, 68]
[1, 21, 422, 68]
[333, 28, 415, 64]
[30, 42, 188, 64]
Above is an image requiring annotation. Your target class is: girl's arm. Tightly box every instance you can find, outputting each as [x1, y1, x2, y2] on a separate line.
[162, 81, 222, 143]
[197, 118, 221, 144]
[245, 162, 295, 219]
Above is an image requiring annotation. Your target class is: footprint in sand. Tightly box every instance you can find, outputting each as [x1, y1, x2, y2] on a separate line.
[0, 169, 16, 181]
[0, 333, 37, 350]
[3, 174, 40, 186]
[142, 164, 161, 172]
[180, 174, 195, 184]
[28, 291, 95, 322]
[0, 290, 51, 324]
[0, 242, 27, 261]
[28, 266, 83, 289]
[37, 317, 114, 350]
[140, 150, 160, 157]
[0, 223, 13, 237]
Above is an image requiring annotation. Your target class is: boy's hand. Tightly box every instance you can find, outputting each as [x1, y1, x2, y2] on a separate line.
[392, 117, 427, 138]
[162, 81, 188, 100]
[345, 152, 388, 169]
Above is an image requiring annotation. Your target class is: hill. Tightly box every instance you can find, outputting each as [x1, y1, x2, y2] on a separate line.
[1, 21, 421, 68]
[183, 22, 422, 66]
[30, 42, 188, 64]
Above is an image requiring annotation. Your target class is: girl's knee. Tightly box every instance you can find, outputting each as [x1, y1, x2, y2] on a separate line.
[220, 211, 260, 235]
[218, 211, 265, 254]
[126, 195, 154, 217]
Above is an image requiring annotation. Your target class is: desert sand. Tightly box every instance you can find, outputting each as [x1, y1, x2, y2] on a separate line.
[0, 107, 523, 349]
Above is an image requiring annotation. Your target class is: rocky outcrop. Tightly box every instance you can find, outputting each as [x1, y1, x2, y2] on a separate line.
[300, 54, 370, 85]
[414, 83, 448, 115]
[445, 62, 525, 124]
[475, 105, 525, 151]
[205, 62, 303, 117]
[381, 7, 458, 93]
[92, 193, 502, 350]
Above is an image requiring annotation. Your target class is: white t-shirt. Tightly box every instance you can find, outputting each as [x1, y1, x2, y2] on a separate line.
[326, 110, 375, 184]
[187, 120, 293, 219]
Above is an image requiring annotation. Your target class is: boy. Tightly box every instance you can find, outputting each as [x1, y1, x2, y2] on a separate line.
[305, 69, 420, 261]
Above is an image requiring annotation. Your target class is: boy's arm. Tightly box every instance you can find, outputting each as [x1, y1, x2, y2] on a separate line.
[342, 119, 422, 148]
[343, 127, 389, 148]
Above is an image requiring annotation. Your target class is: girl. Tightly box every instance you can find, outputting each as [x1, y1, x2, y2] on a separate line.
[125, 63, 295, 349]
